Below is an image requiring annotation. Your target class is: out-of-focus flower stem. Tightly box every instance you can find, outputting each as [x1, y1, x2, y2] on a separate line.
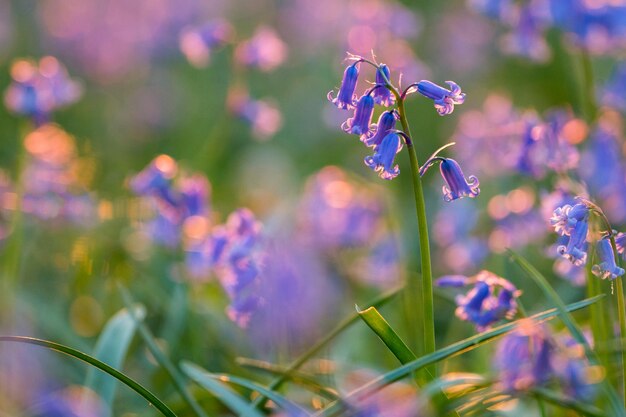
[579, 50, 598, 122]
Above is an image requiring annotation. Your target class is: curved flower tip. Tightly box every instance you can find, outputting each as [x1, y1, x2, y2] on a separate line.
[615, 232, 626, 258]
[364, 132, 403, 180]
[439, 158, 480, 202]
[416, 80, 466, 116]
[328, 62, 360, 110]
[592, 237, 625, 280]
[557, 220, 588, 267]
[341, 94, 375, 138]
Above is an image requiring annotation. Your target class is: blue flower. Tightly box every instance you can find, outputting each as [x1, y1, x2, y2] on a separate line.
[437, 270, 520, 331]
[550, 203, 589, 237]
[341, 93, 375, 139]
[364, 110, 397, 148]
[415, 80, 465, 116]
[439, 158, 480, 202]
[495, 320, 553, 391]
[327, 62, 360, 110]
[373, 64, 395, 107]
[364, 132, 403, 180]
[557, 220, 588, 266]
[592, 237, 625, 280]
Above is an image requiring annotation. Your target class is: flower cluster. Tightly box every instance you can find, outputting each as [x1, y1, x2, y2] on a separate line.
[495, 320, 598, 400]
[327, 54, 478, 204]
[3, 57, 82, 125]
[435, 270, 521, 331]
[469, 0, 626, 60]
[550, 199, 625, 280]
[130, 155, 266, 326]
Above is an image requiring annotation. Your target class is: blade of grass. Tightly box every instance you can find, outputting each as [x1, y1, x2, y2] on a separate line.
[181, 362, 265, 417]
[0, 336, 177, 417]
[118, 284, 209, 417]
[531, 387, 604, 417]
[507, 249, 625, 417]
[312, 295, 603, 417]
[236, 358, 339, 401]
[249, 285, 402, 411]
[84, 305, 145, 417]
[182, 362, 311, 416]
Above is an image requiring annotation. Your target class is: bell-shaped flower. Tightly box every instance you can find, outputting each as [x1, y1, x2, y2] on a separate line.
[439, 158, 480, 202]
[372, 64, 395, 107]
[327, 62, 360, 110]
[341, 93, 375, 139]
[364, 132, 403, 180]
[592, 237, 625, 280]
[415, 80, 465, 116]
[557, 220, 588, 266]
[364, 110, 397, 148]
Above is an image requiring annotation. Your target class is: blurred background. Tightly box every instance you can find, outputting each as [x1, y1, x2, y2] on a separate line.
[1, 0, 625, 415]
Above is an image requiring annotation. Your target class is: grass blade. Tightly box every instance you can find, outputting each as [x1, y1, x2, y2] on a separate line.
[312, 295, 603, 417]
[357, 305, 416, 364]
[507, 249, 626, 417]
[531, 387, 604, 417]
[118, 284, 209, 417]
[84, 305, 145, 417]
[0, 336, 177, 417]
[182, 362, 311, 416]
[181, 362, 265, 417]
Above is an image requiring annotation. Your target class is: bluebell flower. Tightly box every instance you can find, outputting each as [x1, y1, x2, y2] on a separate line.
[341, 93, 376, 139]
[495, 320, 553, 391]
[592, 237, 625, 280]
[364, 132, 403, 180]
[129, 154, 180, 208]
[327, 62, 360, 110]
[436, 270, 520, 331]
[364, 110, 397, 148]
[414, 80, 465, 116]
[373, 64, 395, 107]
[438, 158, 480, 202]
[600, 62, 626, 112]
[550, 203, 589, 237]
[557, 220, 588, 266]
[616, 232, 626, 259]
[555, 338, 598, 401]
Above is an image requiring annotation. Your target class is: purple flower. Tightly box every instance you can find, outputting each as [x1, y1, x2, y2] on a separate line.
[415, 80, 465, 116]
[557, 220, 589, 266]
[364, 132, 403, 180]
[341, 93, 375, 139]
[130, 154, 180, 208]
[364, 110, 397, 147]
[616, 232, 626, 259]
[3, 57, 82, 125]
[437, 270, 520, 331]
[550, 203, 589, 237]
[234, 26, 288, 72]
[327, 62, 360, 110]
[179, 19, 233, 68]
[373, 64, 395, 107]
[495, 320, 553, 391]
[592, 237, 625, 280]
[438, 158, 480, 202]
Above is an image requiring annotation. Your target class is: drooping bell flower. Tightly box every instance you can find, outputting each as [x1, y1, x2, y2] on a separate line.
[414, 80, 465, 116]
[439, 158, 480, 202]
[364, 110, 397, 148]
[372, 64, 395, 107]
[592, 237, 625, 280]
[364, 132, 403, 180]
[550, 203, 589, 237]
[341, 93, 375, 139]
[557, 220, 589, 266]
[327, 62, 360, 110]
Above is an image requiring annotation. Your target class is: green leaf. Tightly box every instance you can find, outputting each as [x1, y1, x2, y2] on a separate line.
[237, 357, 339, 401]
[0, 336, 176, 417]
[181, 362, 265, 417]
[84, 305, 145, 417]
[313, 295, 603, 417]
[182, 363, 311, 416]
[357, 305, 416, 364]
[507, 249, 626, 417]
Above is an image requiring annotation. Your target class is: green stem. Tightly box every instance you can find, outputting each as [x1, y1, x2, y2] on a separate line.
[397, 98, 436, 380]
[118, 284, 209, 417]
[609, 235, 626, 405]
